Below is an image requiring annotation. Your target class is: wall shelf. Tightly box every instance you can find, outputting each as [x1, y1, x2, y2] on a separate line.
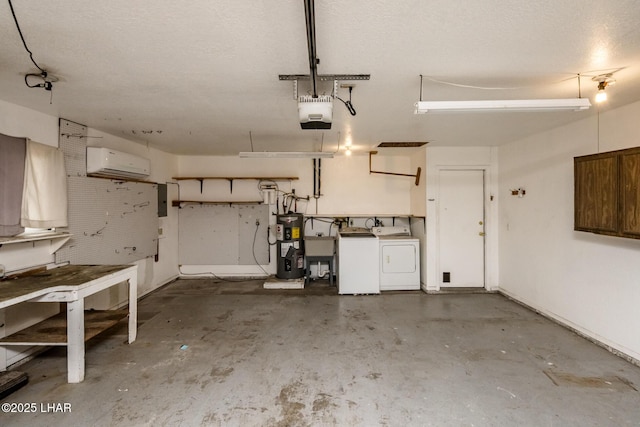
[304, 214, 425, 218]
[304, 214, 426, 230]
[172, 176, 299, 193]
[172, 200, 263, 207]
[0, 232, 72, 253]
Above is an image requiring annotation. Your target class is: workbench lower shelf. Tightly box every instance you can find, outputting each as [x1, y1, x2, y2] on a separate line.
[0, 309, 128, 346]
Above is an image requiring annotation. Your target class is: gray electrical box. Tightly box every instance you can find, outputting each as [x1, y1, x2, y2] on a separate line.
[157, 183, 168, 217]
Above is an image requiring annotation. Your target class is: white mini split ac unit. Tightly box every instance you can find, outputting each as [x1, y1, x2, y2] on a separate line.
[298, 95, 333, 129]
[86, 147, 150, 179]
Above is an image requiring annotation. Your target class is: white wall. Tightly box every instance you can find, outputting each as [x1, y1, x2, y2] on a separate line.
[86, 129, 180, 299]
[177, 153, 413, 214]
[425, 146, 499, 291]
[0, 100, 58, 147]
[0, 100, 179, 368]
[498, 101, 640, 362]
[410, 146, 427, 217]
[409, 147, 427, 287]
[176, 152, 418, 276]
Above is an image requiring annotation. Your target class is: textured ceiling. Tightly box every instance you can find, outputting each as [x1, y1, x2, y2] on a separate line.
[1, 0, 640, 155]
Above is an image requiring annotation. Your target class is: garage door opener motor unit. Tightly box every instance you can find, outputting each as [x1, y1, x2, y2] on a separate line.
[298, 95, 332, 129]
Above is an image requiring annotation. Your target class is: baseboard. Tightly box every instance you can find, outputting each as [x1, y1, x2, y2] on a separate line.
[437, 287, 497, 294]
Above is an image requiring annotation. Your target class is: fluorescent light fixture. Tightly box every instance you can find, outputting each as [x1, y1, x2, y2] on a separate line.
[415, 98, 591, 113]
[239, 151, 334, 158]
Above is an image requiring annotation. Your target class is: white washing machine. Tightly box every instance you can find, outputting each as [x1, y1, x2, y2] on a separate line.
[337, 228, 380, 295]
[372, 226, 420, 291]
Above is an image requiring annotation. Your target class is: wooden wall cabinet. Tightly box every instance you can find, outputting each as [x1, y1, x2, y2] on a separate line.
[575, 147, 640, 239]
[620, 150, 640, 237]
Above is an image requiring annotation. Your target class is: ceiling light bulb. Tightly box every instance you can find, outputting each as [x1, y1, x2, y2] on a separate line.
[595, 81, 608, 103]
[592, 75, 616, 104]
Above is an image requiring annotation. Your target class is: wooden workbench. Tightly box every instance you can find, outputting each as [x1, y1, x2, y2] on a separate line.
[0, 264, 137, 383]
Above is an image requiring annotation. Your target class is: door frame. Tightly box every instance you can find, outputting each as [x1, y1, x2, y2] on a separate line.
[425, 162, 498, 292]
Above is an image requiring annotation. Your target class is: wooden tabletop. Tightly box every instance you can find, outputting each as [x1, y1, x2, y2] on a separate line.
[0, 265, 133, 308]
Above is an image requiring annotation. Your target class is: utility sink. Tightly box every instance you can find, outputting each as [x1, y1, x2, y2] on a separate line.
[304, 236, 335, 256]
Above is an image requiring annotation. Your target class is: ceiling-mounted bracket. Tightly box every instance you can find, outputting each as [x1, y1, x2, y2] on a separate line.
[591, 73, 616, 85]
[280, 74, 370, 99]
[369, 151, 422, 186]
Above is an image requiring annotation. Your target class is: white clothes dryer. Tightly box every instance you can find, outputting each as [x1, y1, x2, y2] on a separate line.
[372, 227, 421, 291]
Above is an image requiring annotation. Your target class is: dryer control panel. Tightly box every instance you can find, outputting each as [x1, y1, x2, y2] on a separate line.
[371, 226, 411, 236]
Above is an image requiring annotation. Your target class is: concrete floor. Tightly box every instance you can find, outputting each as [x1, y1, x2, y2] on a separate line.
[2, 278, 640, 426]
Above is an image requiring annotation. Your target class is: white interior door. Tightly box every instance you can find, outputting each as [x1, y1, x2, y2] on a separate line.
[438, 169, 485, 287]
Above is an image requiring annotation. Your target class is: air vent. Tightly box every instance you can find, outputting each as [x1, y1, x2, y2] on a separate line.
[377, 142, 429, 148]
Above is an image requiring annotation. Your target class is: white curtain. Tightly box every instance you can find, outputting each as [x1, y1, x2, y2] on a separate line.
[0, 133, 26, 236]
[21, 139, 68, 228]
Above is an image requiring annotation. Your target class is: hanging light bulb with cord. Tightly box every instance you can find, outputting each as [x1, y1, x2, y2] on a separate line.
[595, 81, 608, 103]
[593, 73, 615, 104]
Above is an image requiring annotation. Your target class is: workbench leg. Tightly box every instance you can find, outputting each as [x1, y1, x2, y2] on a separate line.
[67, 299, 85, 383]
[128, 276, 138, 344]
[0, 310, 6, 371]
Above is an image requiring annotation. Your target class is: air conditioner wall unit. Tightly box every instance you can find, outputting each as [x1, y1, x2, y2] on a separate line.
[86, 147, 150, 179]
